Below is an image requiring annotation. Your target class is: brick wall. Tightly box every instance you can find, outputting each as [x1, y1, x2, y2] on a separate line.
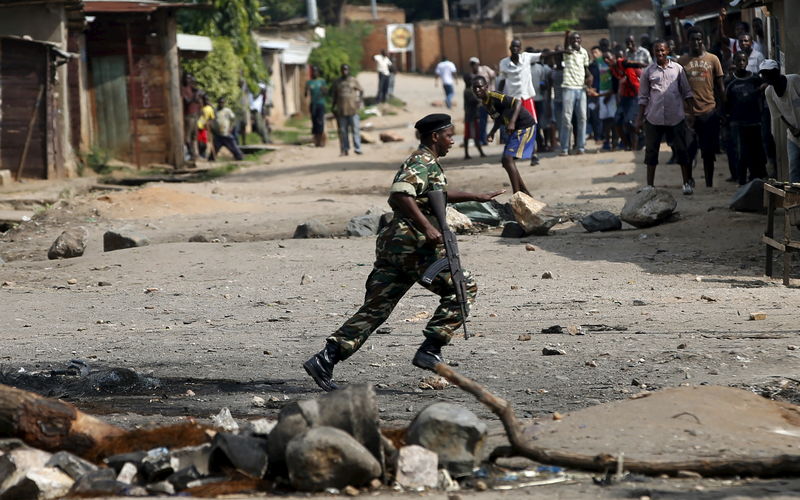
[516, 28, 611, 52]
[414, 21, 442, 73]
[342, 4, 405, 23]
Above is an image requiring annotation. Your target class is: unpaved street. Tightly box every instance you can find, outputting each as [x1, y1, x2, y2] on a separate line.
[1, 72, 799, 499]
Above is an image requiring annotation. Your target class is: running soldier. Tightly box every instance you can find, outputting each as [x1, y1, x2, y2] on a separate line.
[303, 114, 504, 392]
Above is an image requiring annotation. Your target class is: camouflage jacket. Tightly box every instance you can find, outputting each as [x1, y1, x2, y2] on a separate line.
[389, 145, 447, 215]
[381, 145, 448, 254]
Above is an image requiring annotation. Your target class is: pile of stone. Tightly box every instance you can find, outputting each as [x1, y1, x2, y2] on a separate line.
[580, 187, 678, 233]
[0, 384, 486, 498]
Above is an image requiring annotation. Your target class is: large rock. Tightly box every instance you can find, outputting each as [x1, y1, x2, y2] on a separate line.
[346, 213, 382, 237]
[286, 427, 381, 491]
[293, 220, 330, 239]
[45, 451, 97, 480]
[268, 384, 381, 477]
[446, 206, 473, 233]
[0, 467, 73, 500]
[208, 432, 268, 478]
[379, 131, 403, 142]
[500, 221, 526, 238]
[406, 402, 487, 477]
[620, 188, 677, 228]
[509, 192, 558, 235]
[730, 179, 765, 212]
[0, 447, 52, 487]
[69, 468, 126, 496]
[0, 170, 12, 186]
[395, 445, 438, 490]
[47, 226, 88, 260]
[103, 227, 150, 252]
[360, 132, 378, 144]
[580, 211, 622, 232]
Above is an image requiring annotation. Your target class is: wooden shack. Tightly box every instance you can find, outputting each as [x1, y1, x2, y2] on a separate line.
[83, 0, 185, 167]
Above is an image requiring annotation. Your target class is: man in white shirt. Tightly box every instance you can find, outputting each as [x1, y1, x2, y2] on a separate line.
[719, 8, 764, 58]
[374, 49, 392, 104]
[498, 39, 538, 120]
[435, 56, 457, 109]
[560, 31, 592, 155]
[760, 60, 800, 182]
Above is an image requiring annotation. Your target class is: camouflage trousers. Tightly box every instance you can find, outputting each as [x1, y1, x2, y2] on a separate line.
[328, 219, 478, 360]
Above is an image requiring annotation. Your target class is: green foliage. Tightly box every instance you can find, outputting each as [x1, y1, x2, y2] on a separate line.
[308, 23, 373, 83]
[260, 0, 305, 23]
[182, 38, 244, 112]
[79, 146, 111, 175]
[546, 18, 579, 32]
[177, 0, 266, 91]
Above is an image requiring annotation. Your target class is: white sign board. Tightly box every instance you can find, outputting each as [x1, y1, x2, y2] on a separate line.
[387, 24, 414, 53]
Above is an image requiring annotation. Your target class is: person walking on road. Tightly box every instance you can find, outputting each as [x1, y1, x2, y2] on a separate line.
[303, 113, 504, 392]
[760, 59, 800, 182]
[331, 64, 364, 156]
[472, 76, 535, 196]
[435, 56, 458, 109]
[305, 66, 327, 147]
[725, 51, 767, 185]
[636, 40, 694, 193]
[679, 28, 725, 188]
[560, 31, 592, 155]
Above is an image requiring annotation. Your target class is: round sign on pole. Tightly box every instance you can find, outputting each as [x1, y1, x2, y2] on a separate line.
[387, 23, 414, 53]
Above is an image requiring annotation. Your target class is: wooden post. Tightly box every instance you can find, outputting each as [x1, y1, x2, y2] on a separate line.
[125, 22, 141, 169]
[162, 10, 184, 168]
[765, 186, 775, 277]
[15, 85, 45, 181]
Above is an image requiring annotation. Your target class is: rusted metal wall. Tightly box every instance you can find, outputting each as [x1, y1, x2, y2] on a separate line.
[0, 38, 51, 179]
[86, 14, 172, 166]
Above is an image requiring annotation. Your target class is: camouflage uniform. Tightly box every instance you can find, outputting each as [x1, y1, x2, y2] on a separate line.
[327, 145, 478, 360]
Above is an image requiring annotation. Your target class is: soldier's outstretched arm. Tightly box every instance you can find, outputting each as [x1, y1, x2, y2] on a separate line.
[447, 189, 505, 203]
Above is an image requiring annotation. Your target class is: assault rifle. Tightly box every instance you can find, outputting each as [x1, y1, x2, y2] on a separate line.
[421, 190, 470, 339]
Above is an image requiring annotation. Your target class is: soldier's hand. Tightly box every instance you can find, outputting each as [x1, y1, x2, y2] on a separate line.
[474, 190, 506, 202]
[424, 226, 443, 245]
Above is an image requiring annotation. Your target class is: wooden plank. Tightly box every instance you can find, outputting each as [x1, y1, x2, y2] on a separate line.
[762, 235, 786, 252]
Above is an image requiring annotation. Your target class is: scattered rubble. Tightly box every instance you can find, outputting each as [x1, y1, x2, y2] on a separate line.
[103, 227, 150, 252]
[580, 211, 622, 233]
[346, 210, 384, 237]
[286, 427, 381, 491]
[47, 226, 88, 260]
[395, 445, 438, 489]
[620, 188, 677, 228]
[406, 402, 487, 478]
[749, 312, 767, 321]
[379, 132, 403, 142]
[509, 192, 558, 235]
[446, 207, 474, 233]
[542, 347, 566, 355]
[292, 220, 330, 239]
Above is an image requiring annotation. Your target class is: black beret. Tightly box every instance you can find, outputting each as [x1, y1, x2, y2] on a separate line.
[414, 113, 453, 135]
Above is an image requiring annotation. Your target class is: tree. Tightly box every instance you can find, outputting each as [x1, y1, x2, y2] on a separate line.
[181, 38, 244, 112]
[260, 0, 305, 23]
[177, 0, 266, 91]
[308, 23, 373, 83]
[524, 0, 607, 29]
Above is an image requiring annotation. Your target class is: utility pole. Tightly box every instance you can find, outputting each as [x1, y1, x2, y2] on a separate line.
[307, 0, 318, 26]
[652, 0, 665, 38]
[442, 0, 450, 21]
[371, 0, 378, 19]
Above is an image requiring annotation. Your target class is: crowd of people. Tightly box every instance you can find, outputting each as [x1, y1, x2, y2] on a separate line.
[180, 72, 273, 164]
[448, 10, 798, 195]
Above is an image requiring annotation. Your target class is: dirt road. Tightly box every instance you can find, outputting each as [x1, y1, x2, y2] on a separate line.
[1, 71, 799, 498]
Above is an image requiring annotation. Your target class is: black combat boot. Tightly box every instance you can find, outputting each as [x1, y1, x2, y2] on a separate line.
[303, 341, 340, 392]
[411, 337, 446, 372]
